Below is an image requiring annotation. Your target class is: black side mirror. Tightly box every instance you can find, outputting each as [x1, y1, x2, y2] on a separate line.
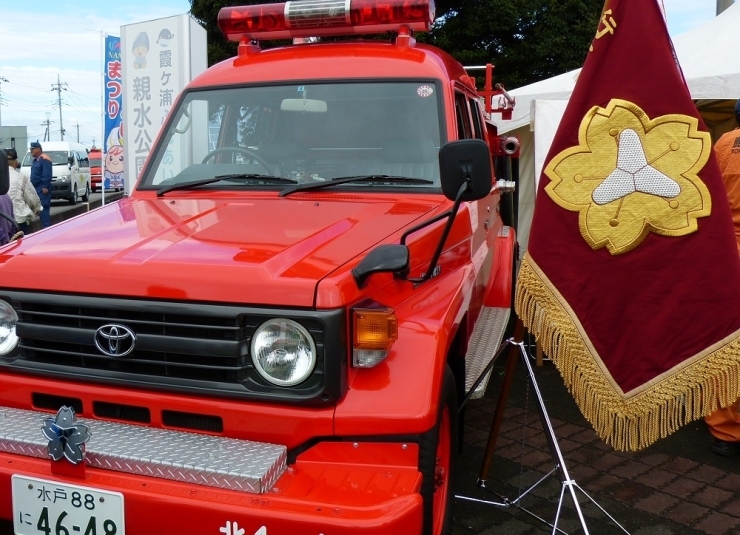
[352, 244, 409, 289]
[439, 139, 492, 202]
[0, 149, 8, 195]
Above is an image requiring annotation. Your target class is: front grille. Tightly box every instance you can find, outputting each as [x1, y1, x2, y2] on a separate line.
[1, 291, 346, 406]
[32, 393, 83, 414]
[162, 410, 223, 432]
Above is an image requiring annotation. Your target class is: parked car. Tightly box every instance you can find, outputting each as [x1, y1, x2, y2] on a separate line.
[20, 141, 91, 204]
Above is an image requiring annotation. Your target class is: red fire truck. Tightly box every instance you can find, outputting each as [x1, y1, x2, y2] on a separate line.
[88, 148, 103, 193]
[0, 0, 518, 533]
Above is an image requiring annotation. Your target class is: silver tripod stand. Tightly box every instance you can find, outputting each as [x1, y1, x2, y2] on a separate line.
[455, 326, 630, 535]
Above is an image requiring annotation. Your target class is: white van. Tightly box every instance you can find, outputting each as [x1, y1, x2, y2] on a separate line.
[21, 141, 92, 205]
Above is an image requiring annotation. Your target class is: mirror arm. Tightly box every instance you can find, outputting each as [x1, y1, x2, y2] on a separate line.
[407, 180, 469, 285]
[400, 209, 452, 246]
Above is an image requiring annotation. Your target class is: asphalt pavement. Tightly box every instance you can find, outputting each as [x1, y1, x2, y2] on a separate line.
[452, 337, 740, 535]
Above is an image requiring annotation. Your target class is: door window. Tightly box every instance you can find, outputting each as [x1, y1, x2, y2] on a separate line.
[455, 92, 473, 140]
[470, 99, 485, 140]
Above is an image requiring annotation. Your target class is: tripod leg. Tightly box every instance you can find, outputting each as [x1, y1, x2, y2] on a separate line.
[478, 319, 524, 485]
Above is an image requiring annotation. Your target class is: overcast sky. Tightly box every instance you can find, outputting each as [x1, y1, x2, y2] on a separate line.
[0, 0, 725, 149]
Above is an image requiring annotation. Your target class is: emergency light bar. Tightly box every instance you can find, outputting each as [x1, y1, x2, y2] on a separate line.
[219, 0, 435, 41]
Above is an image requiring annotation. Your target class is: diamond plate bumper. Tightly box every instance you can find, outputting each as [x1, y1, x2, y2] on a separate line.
[0, 406, 286, 494]
[464, 306, 511, 399]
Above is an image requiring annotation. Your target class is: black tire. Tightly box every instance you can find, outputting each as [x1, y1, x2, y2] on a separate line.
[81, 183, 90, 202]
[419, 365, 458, 535]
[68, 185, 78, 205]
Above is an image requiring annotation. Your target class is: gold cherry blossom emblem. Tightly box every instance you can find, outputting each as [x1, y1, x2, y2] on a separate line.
[544, 99, 712, 255]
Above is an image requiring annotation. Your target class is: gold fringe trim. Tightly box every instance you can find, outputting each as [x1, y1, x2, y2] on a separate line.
[515, 252, 740, 451]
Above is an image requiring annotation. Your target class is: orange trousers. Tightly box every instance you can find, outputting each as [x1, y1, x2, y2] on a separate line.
[706, 399, 740, 442]
[705, 131, 740, 442]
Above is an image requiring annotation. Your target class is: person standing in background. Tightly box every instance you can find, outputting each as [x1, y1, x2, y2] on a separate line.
[0, 191, 14, 246]
[29, 141, 52, 228]
[6, 148, 41, 235]
[705, 98, 740, 455]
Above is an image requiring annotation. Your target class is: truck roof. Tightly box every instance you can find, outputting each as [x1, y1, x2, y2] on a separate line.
[188, 40, 472, 91]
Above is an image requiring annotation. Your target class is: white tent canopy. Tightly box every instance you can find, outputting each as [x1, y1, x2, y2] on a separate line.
[495, 2, 740, 252]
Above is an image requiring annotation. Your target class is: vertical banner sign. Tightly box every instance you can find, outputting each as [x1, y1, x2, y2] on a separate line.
[121, 15, 207, 194]
[104, 35, 124, 191]
[516, 0, 740, 451]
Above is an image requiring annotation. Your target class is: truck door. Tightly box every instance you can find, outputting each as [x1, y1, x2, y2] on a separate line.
[454, 90, 496, 322]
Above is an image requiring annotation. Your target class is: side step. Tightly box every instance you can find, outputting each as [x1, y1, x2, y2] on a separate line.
[0, 406, 286, 494]
[464, 306, 511, 400]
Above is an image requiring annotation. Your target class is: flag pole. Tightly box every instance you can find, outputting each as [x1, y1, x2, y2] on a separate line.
[100, 31, 106, 207]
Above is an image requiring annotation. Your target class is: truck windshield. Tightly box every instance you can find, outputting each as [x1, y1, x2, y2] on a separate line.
[139, 81, 443, 191]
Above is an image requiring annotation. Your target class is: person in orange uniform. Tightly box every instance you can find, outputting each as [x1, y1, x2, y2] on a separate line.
[706, 98, 740, 456]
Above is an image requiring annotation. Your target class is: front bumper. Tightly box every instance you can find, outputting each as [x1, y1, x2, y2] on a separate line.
[0, 406, 422, 534]
[51, 181, 71, 199]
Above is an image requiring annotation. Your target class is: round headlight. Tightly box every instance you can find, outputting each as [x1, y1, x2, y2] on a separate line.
[251, 319, 316, 387]
[0, 300, 19, 355]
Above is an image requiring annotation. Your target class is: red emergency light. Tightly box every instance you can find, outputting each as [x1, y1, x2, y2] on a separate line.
[219, 0, 435, 41]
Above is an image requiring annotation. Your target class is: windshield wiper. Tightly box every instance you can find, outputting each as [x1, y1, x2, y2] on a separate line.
[156, 174, 297, 197]
[279, 175, 434, 197]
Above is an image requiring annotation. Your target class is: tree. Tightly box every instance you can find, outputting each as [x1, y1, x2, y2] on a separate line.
[189, 0, 604, 89]
[189, 0, 243, 68]
[421, 0, 604, 89]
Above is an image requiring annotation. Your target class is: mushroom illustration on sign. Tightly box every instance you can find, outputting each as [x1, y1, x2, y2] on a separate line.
[157, 28, 174, 47]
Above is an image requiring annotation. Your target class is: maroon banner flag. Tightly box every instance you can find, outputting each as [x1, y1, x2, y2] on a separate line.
[516, 0, 740, 450]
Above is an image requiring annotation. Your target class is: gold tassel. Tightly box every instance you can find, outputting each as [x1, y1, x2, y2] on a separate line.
[515, 252, 740, 451]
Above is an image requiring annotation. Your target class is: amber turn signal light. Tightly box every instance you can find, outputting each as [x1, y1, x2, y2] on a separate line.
[352, 307, 398, 368]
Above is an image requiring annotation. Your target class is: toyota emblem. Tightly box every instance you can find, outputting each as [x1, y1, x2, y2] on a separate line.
[94, 324, 136, 357]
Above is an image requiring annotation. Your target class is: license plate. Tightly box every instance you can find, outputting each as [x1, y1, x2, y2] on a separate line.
[12, 475, 125, 535]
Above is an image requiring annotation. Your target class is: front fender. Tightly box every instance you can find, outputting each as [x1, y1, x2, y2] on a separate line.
[333, 265, 474, 437]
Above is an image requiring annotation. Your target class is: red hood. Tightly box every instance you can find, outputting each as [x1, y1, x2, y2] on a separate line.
[0, 195, 440, 307]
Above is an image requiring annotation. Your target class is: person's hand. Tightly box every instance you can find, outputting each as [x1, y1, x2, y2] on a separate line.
[42, 188, 48, 195]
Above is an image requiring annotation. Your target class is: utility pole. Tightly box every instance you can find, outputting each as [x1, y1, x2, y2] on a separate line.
[75, 121, 80, 143]
[42, 113, 53, 142]
[0, 76, 8, 127]
[51, 74, 68, 140]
